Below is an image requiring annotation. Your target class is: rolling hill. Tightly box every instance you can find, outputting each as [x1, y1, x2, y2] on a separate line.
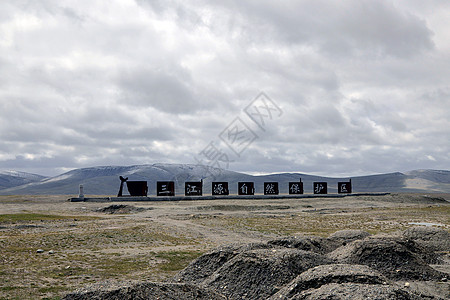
[0, 164, 449, 195]
[0, 171, 48, 190]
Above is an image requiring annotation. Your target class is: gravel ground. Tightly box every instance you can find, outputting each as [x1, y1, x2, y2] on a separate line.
[62, 282, 225, 300]
[65, 226, 449, 299]
[1, 193, 449, 299]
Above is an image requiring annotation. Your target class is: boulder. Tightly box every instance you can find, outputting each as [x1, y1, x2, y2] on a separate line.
[328, 237, 446, 280]
[271, 264, 387, 299]
[173, 242, 275, 285]
[402, 226, 450, 253]
[267, 235, 334, 254]
[285, 283, 425, 300]
[200, 248, 333, 299]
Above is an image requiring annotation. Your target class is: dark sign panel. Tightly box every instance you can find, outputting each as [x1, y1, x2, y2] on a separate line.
[289, 182, 304, 194]
[238, 182, 254, 195]
[126, 181, 148, 196]
[313, 182, 328, 194]
[338, 181, 352, 194]
[264, 182, 279, 195]
[185, 182, 202, 196]
[212, 182, 229, 195]
[157, 181, 175, 196]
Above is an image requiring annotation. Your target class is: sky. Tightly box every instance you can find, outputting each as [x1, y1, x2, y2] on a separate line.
[0, 0, 449, 177]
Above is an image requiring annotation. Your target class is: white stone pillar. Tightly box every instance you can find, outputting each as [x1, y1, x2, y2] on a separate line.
[79, 184, 84, 199]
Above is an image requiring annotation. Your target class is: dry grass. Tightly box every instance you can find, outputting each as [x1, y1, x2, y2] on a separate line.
[0, 214, 204, 299]
[191, 205, 450, 237]
[0, 194, 449, 299]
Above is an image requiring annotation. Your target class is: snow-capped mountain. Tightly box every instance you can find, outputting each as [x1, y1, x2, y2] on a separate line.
[0, 170, 47, 190]
[0, 164, 449, 195]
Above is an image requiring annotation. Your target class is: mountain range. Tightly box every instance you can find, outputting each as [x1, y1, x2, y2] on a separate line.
[0, 164, 449, 195]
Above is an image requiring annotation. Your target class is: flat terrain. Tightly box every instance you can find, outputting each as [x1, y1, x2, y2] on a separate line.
[0, 193, 449, 299]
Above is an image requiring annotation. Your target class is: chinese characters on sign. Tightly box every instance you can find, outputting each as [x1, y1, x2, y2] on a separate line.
[338, 180, 352, 194]
[264, 182, 279, 195]
[289, 182, 304, 194]
[238, 182, 254, 195]
[185, 181, 203, 196]
[212, 182, 229, 195]
[117, 177, 354, 196]
[313, 182, 328, 194]
[157, 181, 175, 196]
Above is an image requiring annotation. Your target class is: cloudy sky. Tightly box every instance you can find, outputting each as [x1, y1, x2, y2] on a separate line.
[0, 0, 449, 177]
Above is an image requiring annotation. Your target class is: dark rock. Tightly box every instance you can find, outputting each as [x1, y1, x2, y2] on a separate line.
[97, 205, 146, 214]
[328, 237, 447, 280]
[271, 264, 387, 299]
[65, 229, 450, 300]
[268, 235, 334, 254]
[403, 281, 450, 299]
[285, 283, 426, 300]
[402, 226, 450, 253]
[62, 282, 225, 300]
[173, 244, 241, 285]
[173, 242, 275, 285]
[200, 248, 333, 299]
[327, 230, 371, 246]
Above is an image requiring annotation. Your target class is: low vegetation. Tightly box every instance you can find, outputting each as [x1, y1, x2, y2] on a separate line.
[0, 195, 448, 299]
[0, 213, 204, 299]
[191, 205, 450, 236]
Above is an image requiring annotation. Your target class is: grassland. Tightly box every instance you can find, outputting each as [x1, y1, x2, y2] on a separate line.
[191, 205, 450, 237]
[0, 213, 203, 299]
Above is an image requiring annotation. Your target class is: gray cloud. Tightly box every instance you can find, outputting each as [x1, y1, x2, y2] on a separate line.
[201, 0, 434, 57]
[117, 67, 198, 113]
[0, 0, 448, 176]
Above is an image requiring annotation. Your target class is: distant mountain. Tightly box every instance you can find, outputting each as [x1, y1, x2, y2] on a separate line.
[403, 169, 450, 192]
[0, 164, 244, 195]
[0, 164, 449, 195]
[0, 171, 47, 190]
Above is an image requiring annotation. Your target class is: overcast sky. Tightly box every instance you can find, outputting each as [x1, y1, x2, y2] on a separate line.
[0, 0, 449, 177]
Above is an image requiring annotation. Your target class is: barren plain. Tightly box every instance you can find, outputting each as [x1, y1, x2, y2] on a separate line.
[0, 193, 449, 299]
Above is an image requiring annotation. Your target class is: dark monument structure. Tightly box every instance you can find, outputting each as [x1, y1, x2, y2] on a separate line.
[264, 182, 279, 195]
[110, 175, 354, 198]
[117, 176, 128, 197]
[126, 181, 148, 196]
[313, 182, 328, 194]
[118, 176, 148, 196]
[212, 182, 229, 195]
[289, 179, 304, 194]
[338, 179, 352, 194]
[157, 181, 175, 196]
[185, 180, 202, 196]
[238, 182, 254, 195]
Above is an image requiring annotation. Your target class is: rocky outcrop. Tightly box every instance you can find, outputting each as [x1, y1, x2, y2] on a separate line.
[64, 227, 450, 299]
[327, 237, 445, 280]
[62, 282, 225, 300]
